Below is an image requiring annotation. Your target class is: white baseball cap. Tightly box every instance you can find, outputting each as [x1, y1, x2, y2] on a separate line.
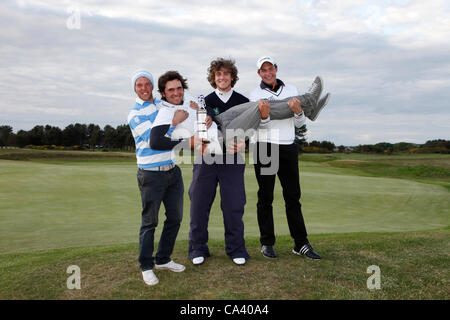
[256, 56, 276, 70]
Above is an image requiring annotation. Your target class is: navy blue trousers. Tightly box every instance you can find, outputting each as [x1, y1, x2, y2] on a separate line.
[188, 158, 249, 260]
[137, 167, 184, 271]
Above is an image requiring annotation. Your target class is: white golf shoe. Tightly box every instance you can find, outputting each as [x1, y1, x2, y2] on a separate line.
[142, 269, 159, 286]
[154, 260, 186, 272]
[232, 258, 246, 265]
[192, 257, 205, 265]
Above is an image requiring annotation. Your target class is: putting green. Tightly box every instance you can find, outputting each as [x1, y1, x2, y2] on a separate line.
[0, 160, 448, 254]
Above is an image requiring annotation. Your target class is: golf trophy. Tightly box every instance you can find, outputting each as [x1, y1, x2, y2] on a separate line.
[197, 95, 210, 144]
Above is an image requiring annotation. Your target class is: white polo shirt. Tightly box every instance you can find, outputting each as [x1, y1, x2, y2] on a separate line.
[249, 80, 306, 145]
[153, 92, 223, 154]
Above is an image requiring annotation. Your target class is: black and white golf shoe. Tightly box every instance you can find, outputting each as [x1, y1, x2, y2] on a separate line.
[293, 243, 322, 260]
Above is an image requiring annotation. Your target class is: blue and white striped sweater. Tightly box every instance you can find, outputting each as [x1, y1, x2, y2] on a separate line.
[128, 98, 176, 169]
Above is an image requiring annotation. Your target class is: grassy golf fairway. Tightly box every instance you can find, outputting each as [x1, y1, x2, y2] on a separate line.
[0, 153, 448, 254]
[0, 149, 449, 299]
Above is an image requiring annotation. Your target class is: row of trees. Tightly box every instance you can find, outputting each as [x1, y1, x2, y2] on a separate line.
[298, 140, 337, 153]
[0, 123, 335, 152]
[1, 124, 449, 154]
[353, 140, 450, 154]
[0, 124, 134, 150]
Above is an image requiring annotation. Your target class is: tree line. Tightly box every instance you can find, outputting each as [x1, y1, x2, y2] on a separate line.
[352, 140, 450, 154]
[0, 123, 337, 152]
[1, 124, 448, 154]
[0, 124, 134, 151]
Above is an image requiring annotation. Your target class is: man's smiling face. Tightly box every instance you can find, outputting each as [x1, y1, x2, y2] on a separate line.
[135, 77, 153, 101]
[162, 79, 184, 105]
[214, 67, 233, 92]
[258, 62, 278, 86]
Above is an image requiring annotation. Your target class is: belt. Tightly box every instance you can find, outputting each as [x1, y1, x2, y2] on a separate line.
[142, 164, 175, 172]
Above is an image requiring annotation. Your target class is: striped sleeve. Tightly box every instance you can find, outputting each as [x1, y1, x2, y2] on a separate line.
[128, 101, 176, 168]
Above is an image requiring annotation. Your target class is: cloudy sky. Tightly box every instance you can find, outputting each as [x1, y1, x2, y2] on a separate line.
[1, 0, 449, 146]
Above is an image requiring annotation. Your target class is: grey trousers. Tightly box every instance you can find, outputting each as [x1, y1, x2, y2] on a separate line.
[215, 93, 316, 133]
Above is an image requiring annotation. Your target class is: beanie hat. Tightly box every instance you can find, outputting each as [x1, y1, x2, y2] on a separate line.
[132, 69, 154, 92]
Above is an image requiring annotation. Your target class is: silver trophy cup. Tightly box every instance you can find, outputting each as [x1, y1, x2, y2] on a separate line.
[197, 95, 210, 144]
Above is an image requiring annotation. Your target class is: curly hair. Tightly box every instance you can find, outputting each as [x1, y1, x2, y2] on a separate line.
[207, 58, 239, 89]
[158, 71, 189, 96]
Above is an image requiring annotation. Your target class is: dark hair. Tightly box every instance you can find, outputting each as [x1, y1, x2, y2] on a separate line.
[207, 58, 239, 89]
[158, 71, 189, 96]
